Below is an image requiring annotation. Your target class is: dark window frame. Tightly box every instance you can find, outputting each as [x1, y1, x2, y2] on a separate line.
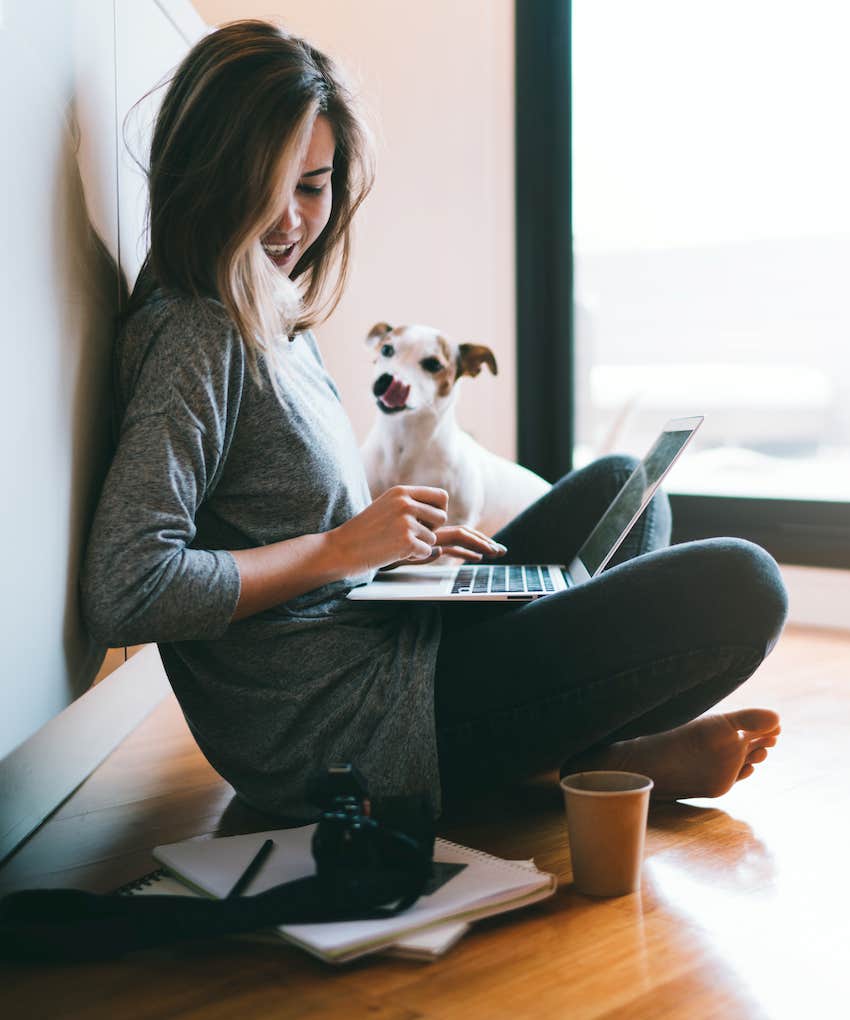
[515, 0, 850, 569]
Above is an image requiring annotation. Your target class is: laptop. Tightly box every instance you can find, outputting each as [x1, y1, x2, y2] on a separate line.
[347, 415, 703, 602]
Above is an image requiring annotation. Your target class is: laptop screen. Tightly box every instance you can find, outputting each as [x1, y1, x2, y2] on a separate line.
[576, 417, 702, 578]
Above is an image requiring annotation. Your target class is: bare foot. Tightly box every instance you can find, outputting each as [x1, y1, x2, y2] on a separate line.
[566, 709, 781, 800]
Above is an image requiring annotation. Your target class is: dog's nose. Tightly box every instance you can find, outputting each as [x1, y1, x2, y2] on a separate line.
[373, 373, 393, 397]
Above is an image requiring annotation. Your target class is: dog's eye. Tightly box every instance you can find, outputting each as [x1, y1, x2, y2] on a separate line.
[381, 343, 395, 357]
[420, 357, 442, 374]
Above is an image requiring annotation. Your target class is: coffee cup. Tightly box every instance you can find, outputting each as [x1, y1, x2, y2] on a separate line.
[560, 770, 653, 897]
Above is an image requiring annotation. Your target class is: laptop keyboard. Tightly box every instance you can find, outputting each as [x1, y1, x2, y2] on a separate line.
[451, 564, 556, 596]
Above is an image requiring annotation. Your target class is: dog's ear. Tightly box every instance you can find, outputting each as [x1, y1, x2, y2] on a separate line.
[366, 322, 393, 348]
[457, 344, 498, 379]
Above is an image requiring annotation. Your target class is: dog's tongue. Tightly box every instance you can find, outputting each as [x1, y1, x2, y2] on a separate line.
[380, 378, 410, 409]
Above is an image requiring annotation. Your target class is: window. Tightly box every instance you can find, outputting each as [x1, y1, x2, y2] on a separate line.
[517, 0, 850, 566]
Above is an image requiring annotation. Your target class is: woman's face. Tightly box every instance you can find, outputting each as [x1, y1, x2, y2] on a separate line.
[261, 115, 336, 274]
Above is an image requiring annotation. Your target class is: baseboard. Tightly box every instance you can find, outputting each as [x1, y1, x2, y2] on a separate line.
[781, 564, 850, 632]
[0, 645, 169, 863]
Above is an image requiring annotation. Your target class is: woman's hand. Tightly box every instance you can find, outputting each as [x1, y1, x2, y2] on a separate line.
[380, 524, 507, 571]
[430, 525, 507, 562]
[328, 485, 451, 574]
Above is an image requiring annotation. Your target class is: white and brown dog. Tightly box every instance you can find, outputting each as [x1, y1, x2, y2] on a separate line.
[361, 322, 551, 536]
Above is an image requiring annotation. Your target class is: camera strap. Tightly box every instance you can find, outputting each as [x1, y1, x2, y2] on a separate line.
[0, 847, 431, 962]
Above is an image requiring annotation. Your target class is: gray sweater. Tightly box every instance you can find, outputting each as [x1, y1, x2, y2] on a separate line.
[81, 281, 442, 817]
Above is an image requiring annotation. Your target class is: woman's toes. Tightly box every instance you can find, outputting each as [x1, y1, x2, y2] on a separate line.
[728, 707, 781, 735]
[737, 763, 755, 781]
[745, 747, 769, 766]
[750, 732, 779, 751]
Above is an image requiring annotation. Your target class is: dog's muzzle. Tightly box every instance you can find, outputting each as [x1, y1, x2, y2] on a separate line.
[373, 374, 410, 413]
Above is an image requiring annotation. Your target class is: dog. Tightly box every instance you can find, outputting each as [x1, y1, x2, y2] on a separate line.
[360, 322, 551, 537]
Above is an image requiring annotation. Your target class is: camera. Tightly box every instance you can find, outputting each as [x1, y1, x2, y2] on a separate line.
[309, 764, 434, 898]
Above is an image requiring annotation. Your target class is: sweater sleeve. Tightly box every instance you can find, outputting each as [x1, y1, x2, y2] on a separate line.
[81, 301, 244, 646]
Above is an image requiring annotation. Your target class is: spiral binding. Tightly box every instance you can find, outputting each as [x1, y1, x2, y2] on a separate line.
[435, 837, 539, 873]
[114, 869, 167, 895]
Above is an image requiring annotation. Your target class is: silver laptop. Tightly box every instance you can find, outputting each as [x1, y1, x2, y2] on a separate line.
[347, 416, 703, 602]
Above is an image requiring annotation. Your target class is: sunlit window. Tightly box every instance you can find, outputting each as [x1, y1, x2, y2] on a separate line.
[572, 0, 850, 501]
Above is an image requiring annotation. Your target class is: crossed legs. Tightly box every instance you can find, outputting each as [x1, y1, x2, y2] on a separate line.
[433, 456, 788, 802]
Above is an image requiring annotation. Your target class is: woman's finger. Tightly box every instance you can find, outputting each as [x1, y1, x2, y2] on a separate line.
[410, 500, 448, 529]
[437, 525, 495, 545]
[414, 523, 438, 548]
[439, 546, 484, 561]
[407, 544, 442, 562]
[404, 486, 449, 511]
[435, 526, 506, 555]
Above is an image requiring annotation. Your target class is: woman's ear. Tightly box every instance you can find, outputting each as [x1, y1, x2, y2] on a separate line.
[366, 322, 393, 347]
[456, 343, 498, 378]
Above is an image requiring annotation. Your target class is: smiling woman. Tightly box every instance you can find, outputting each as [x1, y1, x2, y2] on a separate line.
[81, 20, 462, 819]
[138, 20, 374, 379]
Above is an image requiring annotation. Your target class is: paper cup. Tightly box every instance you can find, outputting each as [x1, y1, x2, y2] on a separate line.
[560, 771, 653, 897]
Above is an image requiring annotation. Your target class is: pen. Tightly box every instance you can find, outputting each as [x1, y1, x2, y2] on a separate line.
[226, 838, 275, 898]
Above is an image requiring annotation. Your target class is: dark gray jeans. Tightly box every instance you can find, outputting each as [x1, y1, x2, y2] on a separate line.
[433, 455, 789, 798]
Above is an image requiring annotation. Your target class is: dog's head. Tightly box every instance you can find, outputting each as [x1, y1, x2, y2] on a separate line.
[366, 322, 497, 416]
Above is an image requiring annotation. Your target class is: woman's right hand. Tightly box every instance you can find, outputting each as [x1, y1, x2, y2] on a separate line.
[329, 485, 449, 574]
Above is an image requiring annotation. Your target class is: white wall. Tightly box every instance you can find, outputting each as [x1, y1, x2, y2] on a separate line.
[0, 0, 118, 760]
[192, 0, 517, 455]
[0, 0, 206, 764]
[0, 0, 205, 858]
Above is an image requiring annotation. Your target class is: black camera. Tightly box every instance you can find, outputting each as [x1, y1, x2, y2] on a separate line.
[309, 764, 434, 906]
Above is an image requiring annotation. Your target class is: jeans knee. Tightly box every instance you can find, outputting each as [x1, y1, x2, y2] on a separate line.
[593, 453, 641, 483]
[707, 539, 789, 655]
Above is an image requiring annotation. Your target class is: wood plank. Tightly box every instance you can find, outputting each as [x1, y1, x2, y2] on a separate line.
[2, 624, 848, 1019]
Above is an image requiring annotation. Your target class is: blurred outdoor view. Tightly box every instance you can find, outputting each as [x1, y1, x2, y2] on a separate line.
[572, 0, 850, 499]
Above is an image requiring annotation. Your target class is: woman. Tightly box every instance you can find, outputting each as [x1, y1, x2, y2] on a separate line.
[82, 21, 786, 820]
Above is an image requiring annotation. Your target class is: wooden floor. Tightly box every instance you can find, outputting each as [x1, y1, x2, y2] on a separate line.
[3, 624, 849, 1019]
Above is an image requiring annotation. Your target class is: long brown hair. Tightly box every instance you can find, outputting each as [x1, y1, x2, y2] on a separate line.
[142, 20, 374, 376]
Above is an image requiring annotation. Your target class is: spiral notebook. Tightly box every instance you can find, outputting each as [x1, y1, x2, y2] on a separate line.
[143, 825, 556, 964]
